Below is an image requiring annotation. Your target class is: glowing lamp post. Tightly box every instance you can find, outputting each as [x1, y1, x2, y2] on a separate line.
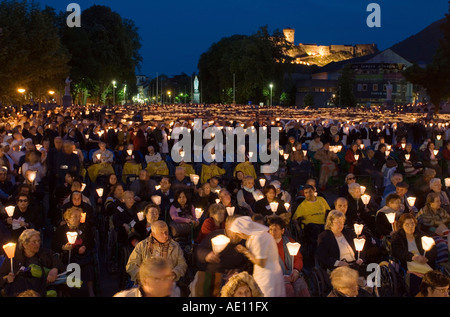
[354, 223, 364, 237]
[5, 206, 15, 218]
[286, 242, 301, 272]
[269, 202, 279, 213]
[421, 236, 435, 257]
[3, 242, 16, 273]
[66, 231, 78, 264]
[385, 212, 396, 232]
[151, 195, 161, 205]
[353, 238, 366, 260]
[211, 235, 230, 254]
[226, 207, 235, 216]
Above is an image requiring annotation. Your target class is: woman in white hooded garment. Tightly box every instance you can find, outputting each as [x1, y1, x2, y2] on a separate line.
[228, 216, 286, 297]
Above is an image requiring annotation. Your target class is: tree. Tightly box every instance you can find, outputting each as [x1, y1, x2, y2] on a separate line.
[304, 93, 315, 108]
[403, 1, 450, 114]
[335, 64, 356, 108]
[0, 0, 70, 105]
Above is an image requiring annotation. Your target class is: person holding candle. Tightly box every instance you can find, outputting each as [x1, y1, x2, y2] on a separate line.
[375, 193, 403, 239]
[21, 150, 46, 185]
[112, 191, 140, 246]
[236, 176, 259, 216]
[399, 143, 423, 177]
[153, 176, 174, 218]
[227, 216, 286, 297]
[169, 189, 198, 239]
[193, 182, 219, 217]
[345, 183, 377, 233]
[131, 204, 161, 244]
[253, 185, 288, 222]
[416, 192, 450, 236]
[390, 213, 437, 296]
[267, 216, 310, 297]
[129, 169, 157, 205]
[126, 220, 187, 289]
[5, 193, 43, 242]
[422, 141, 442, 178]
[60, 191, 96, 229]
[195, 204, 226, 243]
[119, 144, 143, 184]
[344, 143, 361, 174]
[317, 210, 365, 272]
[0, 229, 64, 297]
[52, 207, 95, 297]
[87, 142, 114, 183]
[287, 150, 313, 197]
[144, 145, 169, 177]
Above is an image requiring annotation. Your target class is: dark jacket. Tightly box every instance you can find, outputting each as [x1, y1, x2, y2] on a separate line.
[254, 197, 287, 217]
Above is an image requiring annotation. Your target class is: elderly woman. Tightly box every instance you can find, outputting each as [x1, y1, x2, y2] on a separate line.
[416, 192, 450, 236]
[236, 176, 260, 215]
[428, 178, 450, 213]
[220, 271, 264, 297]
[126, 221, 187, 288]
[60, 191, 95, 228]
[52, 207, 95, 297]
[391, 213, 437, 296]
[317, 210, 365, 272]
[327, 266, 363, 297]
[0, 229, 64, 297]
[87, 142, 115, 183]
[193, 182, 219, 216]
[195, 204, 226, 243]
[144, 145, 169, 176]
[227, 216, 286, 297]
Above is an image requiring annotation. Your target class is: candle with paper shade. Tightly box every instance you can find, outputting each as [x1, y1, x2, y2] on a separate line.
[80, 212, 86, 224]
[353, 238, 366, 260]
[226, 207, 235, 216]
[385, 150, 390, 157]
[360, 186, 366, 195]
[302, 150, 307, 157]
[407, 197, 416, 207]
[385, 212, 396, 232]
[195, 208, 204, 220]
[401, 143, 406, 149]
[286, 242, 301, 272]
[259, 178, 266, 187]
[81, 183, 86, 192]
[5, 206, 15, 217]
[155, 185, 161, 191]
[445, 178, 450, 188]
[211, 235, 230, 254]
[283, 153, 289, 160]
[96, 153, 101, 161]
[284, 203, 290, 211]
[96, 188, 104, 198]
[151, 195, 161, 205]
[127, 149, 133, 156]
[3, 242, 16, 273]
[269, 202, 279, 213]
[279, 149, 284, 156]
[354, 154, 359, 161]
[27, 170, 37, 183]
[248, 152, 254, 159]
[137, 212, 144, 221]
[66, 231, 78, 263]
[190, 174, 199, 185]
[354, 223, 364, 237]
[215, 199, 220, 204]
[405, 154, 410, 161]
[437, 135, 442, 140]
[433, 150, 439, 156]
[421, 236, 435, 257]
[361, 194, 371, 206]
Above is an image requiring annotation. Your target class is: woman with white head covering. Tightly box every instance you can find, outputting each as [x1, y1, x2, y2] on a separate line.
[228, 216, 286, 297]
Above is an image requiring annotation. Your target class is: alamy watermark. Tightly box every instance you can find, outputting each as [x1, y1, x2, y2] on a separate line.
[170, 119, 280, 174]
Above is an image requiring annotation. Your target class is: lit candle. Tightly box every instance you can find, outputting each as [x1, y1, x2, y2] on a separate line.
[445, 178, 450, 188]
[96, 188, 104, 197]
[437, 135, 442, 140]
[283, 153, 289, 160]
[259, 178, 266, 187]
[127, 149, 133, 156]
[151, 195, 161, 205]
[269, 202, 279, 213]
[3, 242, 16, 273]
[80, 212, 86, 224]
[190, 174, 199, 185]
[421, 236, 435, 257]
[386, 212, 396, 232]
[81, 183, 86, 192]
[354, 223, 364, 237]
[361, 194, 371, 206]
[354, 154, 359, 161]
[28, 171, 37, 183]
[211, 234, 231, 254]
[284, 203, 290, 211]
[385, 150, 390, 157]
[195, 208, 203, 220]
[405, 154, 410, 161]
[5, 206, 15, 217]
[360, 186, 366, 195]
[137, 212, 144, 221]
[407, 197, 416, 207]
[433, 150, 439, 156]
[226, 207, 235, 216]
[155, 185, 161, 191]
[353, 238, 366, 260]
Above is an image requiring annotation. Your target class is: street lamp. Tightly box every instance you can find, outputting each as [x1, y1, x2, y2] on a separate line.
[269, 83, 273, 107]
[167, 90, 171, 104]
[17, 88, 26, 113]
[112, 80, 117, 105]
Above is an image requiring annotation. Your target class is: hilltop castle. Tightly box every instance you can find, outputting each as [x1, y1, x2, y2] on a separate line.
[283, 28, 378, 66]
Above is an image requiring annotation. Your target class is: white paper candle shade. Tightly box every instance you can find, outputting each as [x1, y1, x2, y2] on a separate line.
[155, 185, 161, 191]
[127, 149, 133, 156]
[445, 178, 450, 188]
[361, 194, 371, 206]
[137, 212, 144, 221]
[3, 242, 16, 259]
[407, 197, 416, 207]
[433, 150, 439, 156]
[80, 212, 86, 224]
[5, 206, 15, 217]
[354, 154, 359, 161]
[405, 154, 410, 161]
[28, 171, 37, 183]
[211, 235, 230, 254]
[354, 223, 364, 237]
[279, 149, 284, 156]
[151, 195, 161, 205]
[401, 143, 406, 149]
[96, 154, 101, 161]
[269, 202, 279, 213]
[215, 199, 220, 204]
[259, 178, 266, 187]
[302, 150, 307, 157]
[190, 174, 199, 185]
[248, 152, 254, 159]
[385, 212, 396, 224]
[283, 153, 289, 160]
[96, 188, 104, 197]
[284, 203, 290, 211]
[421, 236, 435, 254]
[437, 135, 442, 140]
[385, 150, 390, 157]
[66, 231, 78, 245]
[353, 238, 366, 258]
[80, 183, 86, 192]
[360, 186, 366, 195]
[226, 207, 235, 216]
[195, 208, 203, 220]
[286, 242, 301, 256]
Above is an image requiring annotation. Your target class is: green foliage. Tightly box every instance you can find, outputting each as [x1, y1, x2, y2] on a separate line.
[304, 93, 315, 107]
[0, 0, 70, 104]
[198, 26, 294, 104]
[335, 64, 356, 108]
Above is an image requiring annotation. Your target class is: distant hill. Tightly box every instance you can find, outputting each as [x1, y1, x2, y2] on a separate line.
[389, 18, 445, 65]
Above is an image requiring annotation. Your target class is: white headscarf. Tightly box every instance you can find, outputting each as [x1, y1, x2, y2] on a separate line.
[228, 216, 269, 236]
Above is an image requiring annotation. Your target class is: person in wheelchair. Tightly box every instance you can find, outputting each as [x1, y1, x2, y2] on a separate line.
[126, 220, 187, 294]
[317, 210, 367, 275]
[328, 266, 371, 297]
[111, 191, 140, 246]
[390, 213, 438, 296]
[417, 270, 450, 297]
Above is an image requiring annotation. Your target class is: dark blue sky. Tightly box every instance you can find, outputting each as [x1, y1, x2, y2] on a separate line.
[40, 0, 448, 78]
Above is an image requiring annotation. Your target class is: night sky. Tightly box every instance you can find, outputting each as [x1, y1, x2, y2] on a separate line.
[39, 0, 448, 78]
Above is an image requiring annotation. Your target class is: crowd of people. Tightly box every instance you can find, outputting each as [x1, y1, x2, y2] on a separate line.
[0, 103, 449, 298]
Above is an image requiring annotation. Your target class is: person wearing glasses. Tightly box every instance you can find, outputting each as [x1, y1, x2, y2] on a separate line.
[338, 173, 356, 198]
[115, 256, 176, 297]
[417, 270, 450, 297]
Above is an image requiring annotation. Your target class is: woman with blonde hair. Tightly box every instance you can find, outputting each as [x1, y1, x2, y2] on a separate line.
[220, 271, 264, 297]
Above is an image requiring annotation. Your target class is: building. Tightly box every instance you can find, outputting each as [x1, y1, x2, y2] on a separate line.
[295, 49, 415, 108]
